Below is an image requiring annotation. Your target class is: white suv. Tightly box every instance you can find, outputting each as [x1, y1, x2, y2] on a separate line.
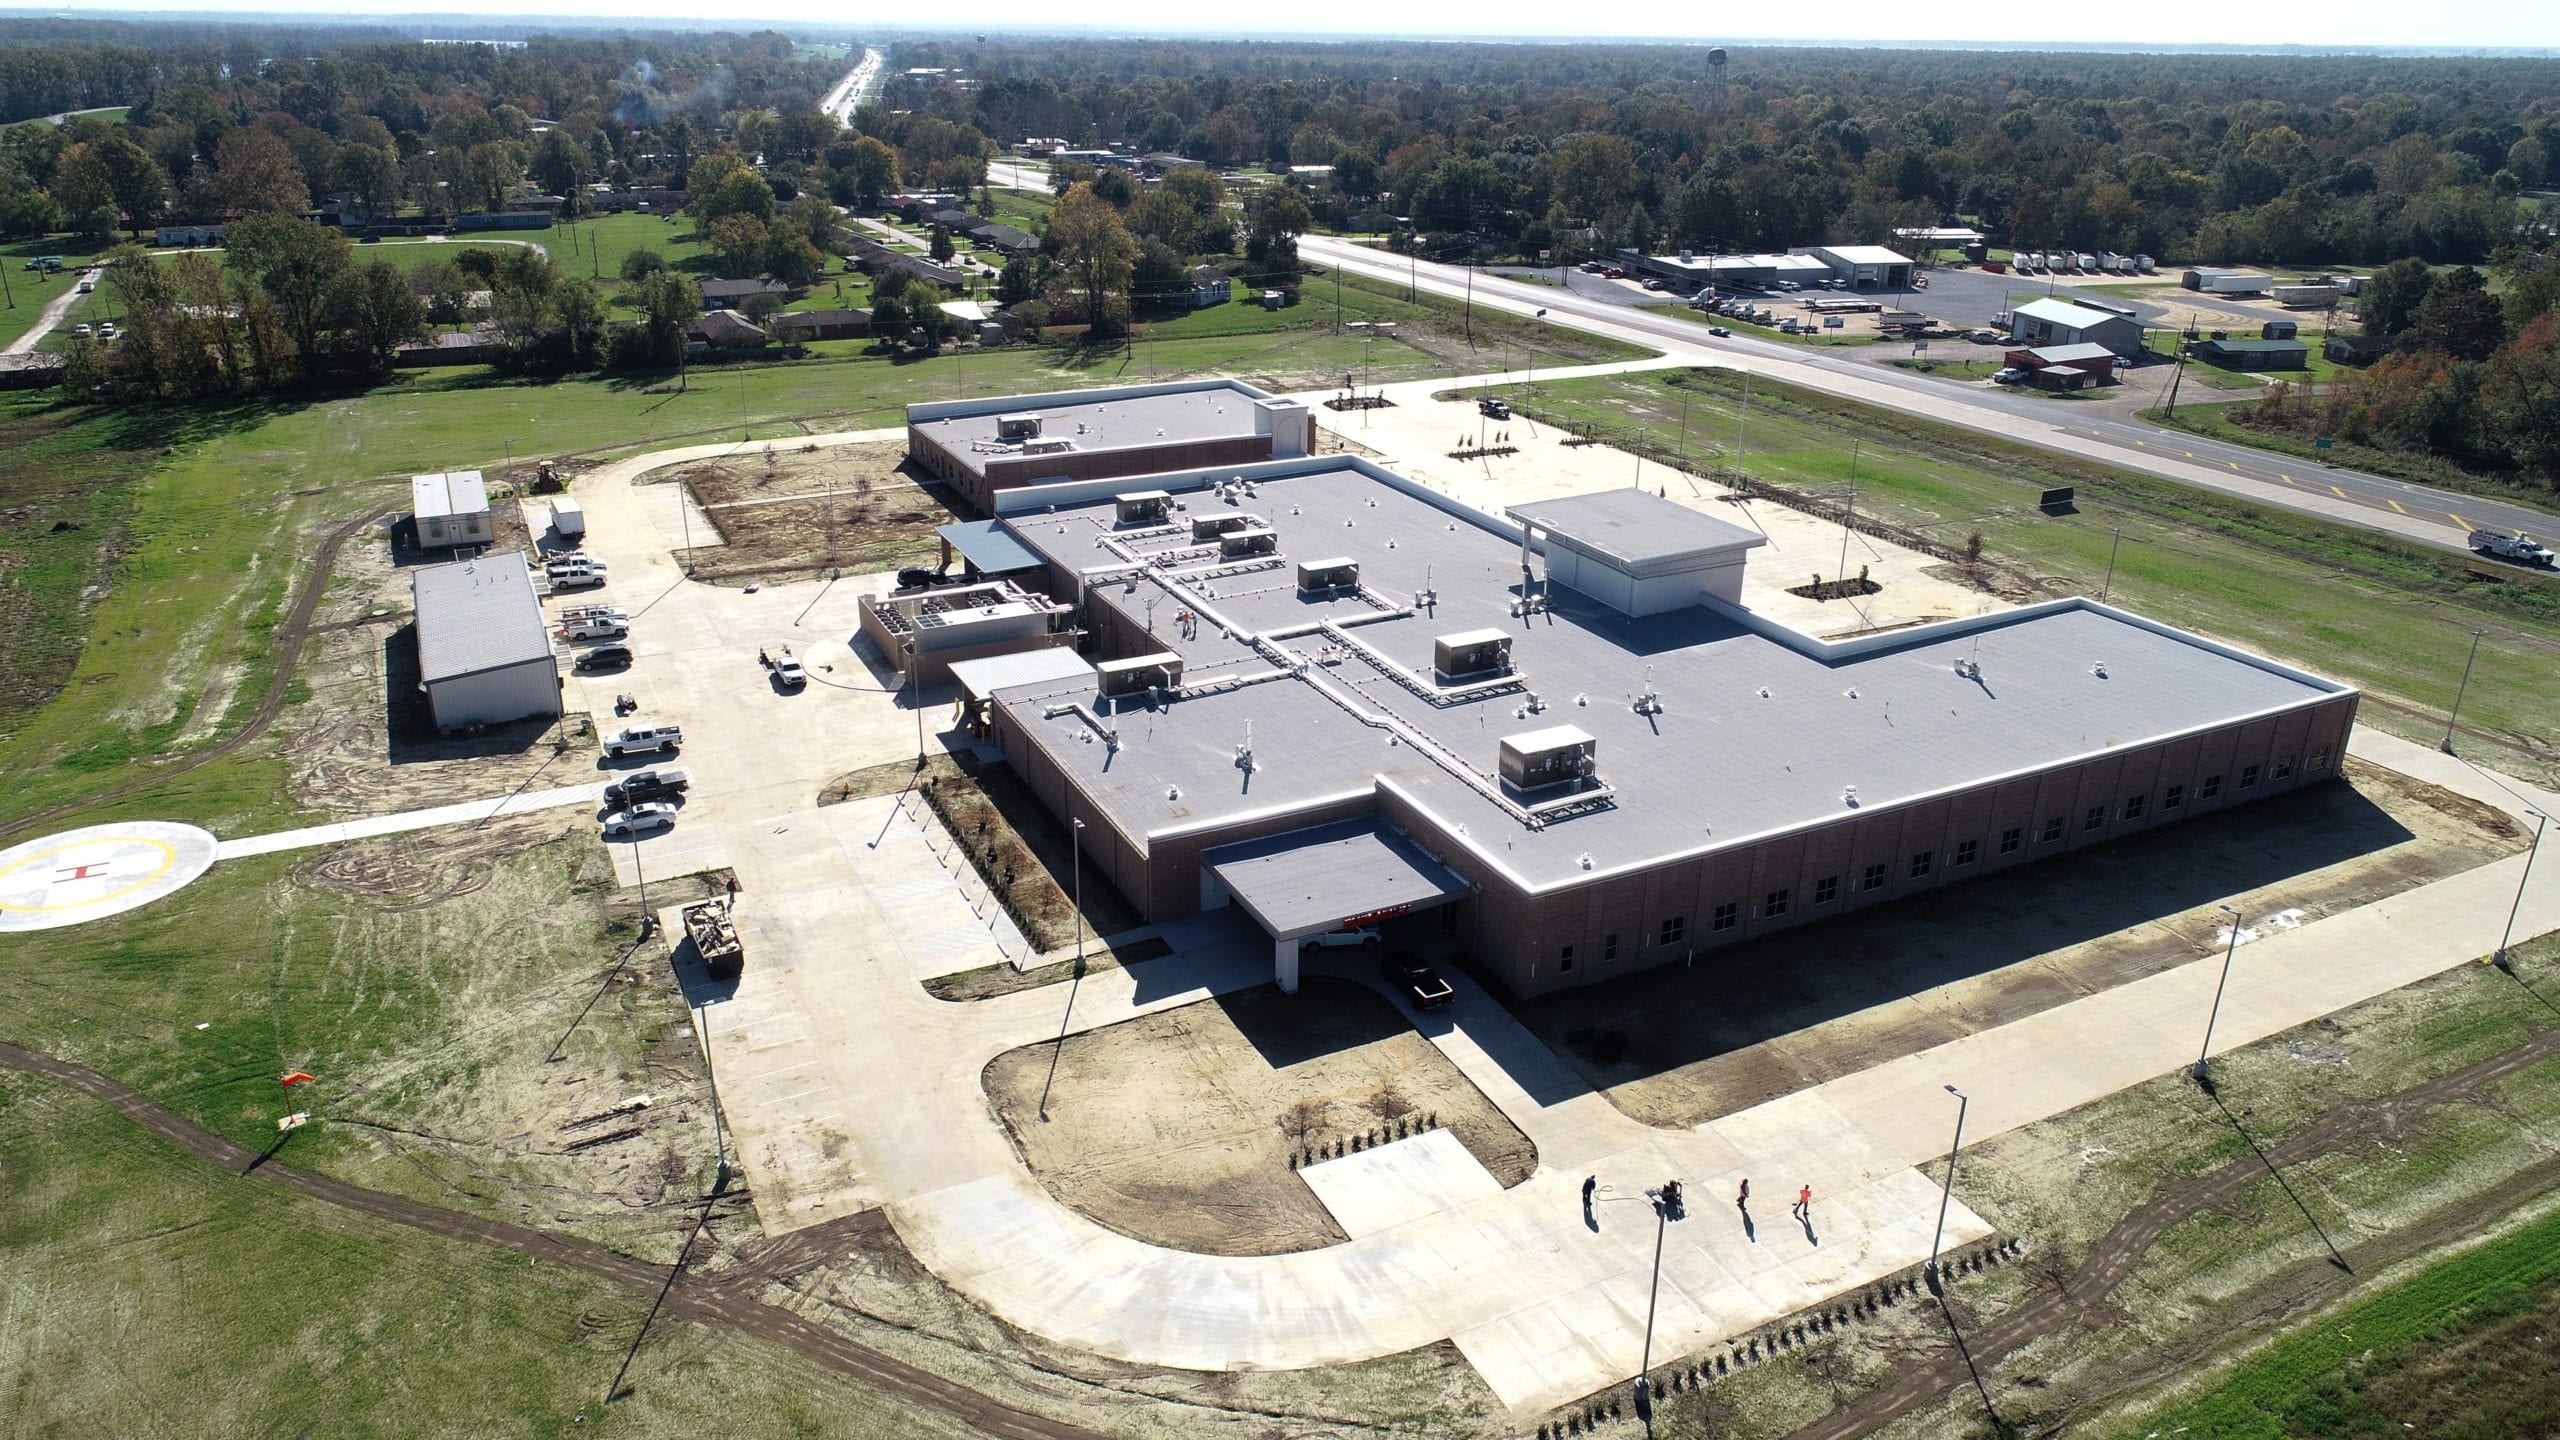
[603, 724, 683, 757]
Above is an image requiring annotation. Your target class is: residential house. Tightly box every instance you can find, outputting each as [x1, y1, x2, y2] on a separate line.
[1190, 265, 1233, 308]
[699, 277, 796, 311]
[2324, 333, 2394, 366]
[687, 310, 772, 352]
[771, 308, 872, 342]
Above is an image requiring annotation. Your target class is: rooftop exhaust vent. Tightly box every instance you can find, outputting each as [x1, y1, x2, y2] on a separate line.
[1114, 489, 1173, 524]
[1434, 629, 1513, 683]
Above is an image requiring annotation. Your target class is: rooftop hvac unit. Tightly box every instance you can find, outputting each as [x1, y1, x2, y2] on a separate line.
[995, 412, 1042, 439]
[1114, 489, 1173, 524]
[1219, 525, 1278, 558]
[1190, 512, 1262, 542]
[1434, 628, 1513, 682]
[1096, 651, 1183, 697]
[1498, 725, 1597, 798]
[1296, 557, 1359, 593]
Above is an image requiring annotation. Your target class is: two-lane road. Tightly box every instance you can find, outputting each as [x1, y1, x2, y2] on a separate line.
[1301, 235, 2558, 552]
[822, 47, 885, 126]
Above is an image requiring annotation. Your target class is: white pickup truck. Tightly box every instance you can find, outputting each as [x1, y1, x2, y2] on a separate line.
[2470, 529, 2556, 568]
[603, 724, 683, 757]
[559, 616, 628, 640]
[759, 644, 808, 688]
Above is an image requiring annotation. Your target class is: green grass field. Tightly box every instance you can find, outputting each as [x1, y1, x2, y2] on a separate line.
[2119, 1196, 2560, 1439]
[0, 1071, 969, 1440]
[1146, 267, 1650, 366]
[1490, 369, 2560, 777]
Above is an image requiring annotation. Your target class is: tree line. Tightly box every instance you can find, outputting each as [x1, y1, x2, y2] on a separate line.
[891, 37, 2558, 268]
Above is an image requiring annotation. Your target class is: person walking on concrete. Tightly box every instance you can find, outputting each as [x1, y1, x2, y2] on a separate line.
[1736, 1177, 1750, 1209]
[1583, 1175, 1598, 1206]
[1793, 1184, 1813, 1221]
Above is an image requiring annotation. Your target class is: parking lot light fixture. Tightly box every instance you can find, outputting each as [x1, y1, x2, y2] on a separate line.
[1926, 1084, 1967, 1292]
[2194, 904, 2243, 1083]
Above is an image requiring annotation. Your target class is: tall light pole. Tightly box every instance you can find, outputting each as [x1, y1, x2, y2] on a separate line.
[2193, 904, 2243, 1083]
[1925, 1084, 1969, 1292]
[2100, 527, 2124, 603]
[2492, 809, 2547, 973]
[906, 639, 923, 768]
[697, 998, 729, 1190]
[630, 832, 649, 937]
[1634, 1184, 1673, 1438]
[1071, 817, 1087, 971]
[2442, 628, 2485, 753]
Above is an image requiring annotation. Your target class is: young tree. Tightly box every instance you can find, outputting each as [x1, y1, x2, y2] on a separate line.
[619, 246, 669, 283]
[929, 225, 956, 262]
[552, 277, 606, 367]
[1046, 181, 1137, 334]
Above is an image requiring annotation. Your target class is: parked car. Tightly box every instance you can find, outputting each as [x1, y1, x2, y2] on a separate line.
[603, 724, 683, 757]
[1382, 952, 1456, 1011]
[1641, 278, 1667, 291]
[759, 644, 808, 687]
[573, 644, 634, 672]
[600, 801, 678, 839]
[559, 617, 628, 641]
[1706, 325, 1731, 337]
[604, 768, 690, 805]
[1301, 924, 1381, 951]
[1477, 396, 1510, 420]
[546, 555, 608, 576]
[95, 322, 116, 340]
[1601, 267, 1625, 279]
[1969, 330, 2004, 344]
[72, 323, 91, 338]
[895, 565, 946, 590]
[1991, 367, 2030, 385]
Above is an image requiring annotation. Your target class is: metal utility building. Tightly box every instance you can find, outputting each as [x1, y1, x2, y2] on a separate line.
[905, 381, 1315, 515]
[410, 551, 560, 733]
[2004, 342, 2121, 390]
[1804, 245, 1915, 288]
[971, 459, 2359, 999]
[411, 470, 494, 549]
[1635, 251, 1833, 290]
[2008, 299, 2145, 360]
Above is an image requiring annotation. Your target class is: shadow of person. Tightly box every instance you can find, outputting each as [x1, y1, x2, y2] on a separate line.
[1801, 1214, 1819, 1246]
[1741, 1208, 1756, 1243]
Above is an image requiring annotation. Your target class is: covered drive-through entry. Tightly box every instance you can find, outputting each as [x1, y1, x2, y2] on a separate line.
[1201, 822, 1470, 993]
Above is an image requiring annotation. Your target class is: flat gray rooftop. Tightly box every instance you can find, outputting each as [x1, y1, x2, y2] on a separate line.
[1509, 489, 1766, 571]
[991, 464, 2348, 891]
[910, 383, 1272, 479]
[1206, 821, 1470, 937]
[412, 551, 552, 682]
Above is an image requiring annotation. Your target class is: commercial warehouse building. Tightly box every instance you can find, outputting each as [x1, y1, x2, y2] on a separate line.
[905, 380, 1315, 515]
[1631, 245, 1912, 290]
[954, 451, 2359, 999]
[2008, 298, 2146, 360]
[410, 552, 560, 734]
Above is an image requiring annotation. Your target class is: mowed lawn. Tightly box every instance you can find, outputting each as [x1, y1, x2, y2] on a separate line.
[1492, 369, 2560, 777]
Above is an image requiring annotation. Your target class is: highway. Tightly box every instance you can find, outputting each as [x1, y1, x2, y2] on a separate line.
[1300, 235, 2560, 554]
[822, 47, 886, 126]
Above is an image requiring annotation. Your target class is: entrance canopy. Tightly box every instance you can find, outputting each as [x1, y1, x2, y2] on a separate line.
[1206, 821, 1469, 943]
[937, 519, 1046, 578]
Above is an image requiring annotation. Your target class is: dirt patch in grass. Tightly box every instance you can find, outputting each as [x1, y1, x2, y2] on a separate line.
[916, 760, 1144, 951]
[982, 979, 1536, 1256]
[276, 520, 602, 819]
[666, 440, 968, 586]
[1514, 761, 2523, 1130]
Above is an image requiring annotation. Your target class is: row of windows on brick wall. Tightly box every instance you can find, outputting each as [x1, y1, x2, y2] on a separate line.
[1540, 747, 2330, 975]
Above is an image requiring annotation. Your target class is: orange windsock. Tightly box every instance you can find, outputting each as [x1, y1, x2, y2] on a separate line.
[280, 1071, 316, 1087]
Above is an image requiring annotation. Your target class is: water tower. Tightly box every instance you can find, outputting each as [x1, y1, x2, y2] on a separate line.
[1704, 46, 1730, 113]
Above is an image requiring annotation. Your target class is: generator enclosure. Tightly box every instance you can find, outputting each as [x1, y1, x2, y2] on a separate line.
[1115, 490, 1173, 525]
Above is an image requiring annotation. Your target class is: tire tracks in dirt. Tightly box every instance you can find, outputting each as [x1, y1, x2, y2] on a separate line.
[0, 1039, 1111, 1440]
[0, 502, 392, 842]
[1781, 1010, 2560, 1440]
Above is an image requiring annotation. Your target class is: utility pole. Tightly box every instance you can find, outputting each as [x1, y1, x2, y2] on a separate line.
[1837, 487, 1856, 590]
[2493, 810, 2547, 972]
[2161, 343, 2189, 417]
[1735, 370, 1751, 477]
[2100, 527, 2124, 603]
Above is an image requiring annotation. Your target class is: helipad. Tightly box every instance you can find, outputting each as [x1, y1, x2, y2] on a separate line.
[0, 821, 219, 932]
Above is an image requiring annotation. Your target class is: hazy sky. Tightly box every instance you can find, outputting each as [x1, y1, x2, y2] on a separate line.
[11, 0, 2560, 51]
